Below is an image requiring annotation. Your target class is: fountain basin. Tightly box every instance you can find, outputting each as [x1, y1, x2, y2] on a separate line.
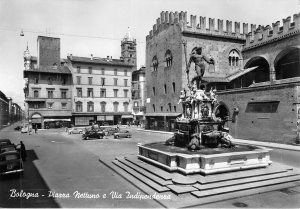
[138, 142, 272, 175]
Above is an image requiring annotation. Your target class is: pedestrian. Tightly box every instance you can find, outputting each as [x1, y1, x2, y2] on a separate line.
[35, 125, 38, 134]
[19, 141, 27, 161]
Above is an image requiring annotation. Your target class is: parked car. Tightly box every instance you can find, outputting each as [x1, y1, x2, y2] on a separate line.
[0, 144, 16, 154]
[114, 130, 132, 138]
[82, 130, 105, 140]
[101, 127, 119, 136]
[14, 126, 21, 131]
[21, 126, 29, 133]
[0, 139, 13, 148]
[0, 151, 24, 175]
[68, 128, 83, 134]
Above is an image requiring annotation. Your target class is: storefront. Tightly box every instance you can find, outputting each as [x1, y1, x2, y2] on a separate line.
[44, 118, 71, 129]
[121, 115, 134, 125]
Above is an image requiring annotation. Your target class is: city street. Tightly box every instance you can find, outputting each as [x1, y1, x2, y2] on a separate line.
[0, 125, 300, 208]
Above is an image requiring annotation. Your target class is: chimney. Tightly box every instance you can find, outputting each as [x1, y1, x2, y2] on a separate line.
[91, 54, 93, 60]
[70, 54, 73, 60]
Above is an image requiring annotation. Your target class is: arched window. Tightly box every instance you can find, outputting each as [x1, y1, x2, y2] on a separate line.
[152, 56, 158, 71]
[165, 50, 173, 67]
[228, 50, 240, 67]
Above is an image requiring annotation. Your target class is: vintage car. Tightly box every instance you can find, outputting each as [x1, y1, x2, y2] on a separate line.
[100, 127, 119, 136]
[21, 126, 29, 133]
[14, 126, 21, 131]
[113, 130, 132, 138]
[82, 130, 105, 140]
[0, 139, 13, 148]
[68, 128, 83, 134]
[0, 151, 24, 175]
[0, 144, 16, 154]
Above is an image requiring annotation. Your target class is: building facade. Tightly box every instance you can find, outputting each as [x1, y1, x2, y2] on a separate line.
[0, 91, 24, 128]
[145, 11, 300, 143]
[132, 66, 146, 123]
[66, 32, 136, 126]
[23, 36, 73, 129]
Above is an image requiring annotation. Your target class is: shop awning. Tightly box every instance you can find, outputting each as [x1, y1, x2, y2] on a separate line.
[106, 116, 114, 120]
[44, 119, 71, 122]
[121, 115, 134, 119]
[97, 116, 105, 121]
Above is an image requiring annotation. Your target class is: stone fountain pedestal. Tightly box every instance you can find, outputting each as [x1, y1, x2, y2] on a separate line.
[138, 142, 272, 175]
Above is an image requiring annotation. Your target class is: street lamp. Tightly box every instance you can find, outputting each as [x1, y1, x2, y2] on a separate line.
[20, 30, 24, 36]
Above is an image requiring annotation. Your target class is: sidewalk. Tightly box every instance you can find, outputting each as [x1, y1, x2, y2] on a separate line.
[138, 128, 300, 151]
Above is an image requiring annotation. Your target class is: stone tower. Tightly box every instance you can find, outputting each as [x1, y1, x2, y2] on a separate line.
[121, 28, 137, 69]
[23, 43, 31, 70]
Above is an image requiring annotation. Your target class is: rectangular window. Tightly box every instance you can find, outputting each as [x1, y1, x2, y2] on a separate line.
[114, 103, 119, 112]
[87, 103, 94, 112]
[76, 76, 81, 84]
[245, 101, 280, 113]
[61, 103, 67, 109]
[101, 68, 105, 75]
[87, 88, 94, 98]
[101, 78, 105, 86]
[48, 90, 53, 99]
[34, 90, 39, 98]
[114, 69, 117, 76]
[77, 66, 81, 73]
[101, 103, 106, 113]
[88, 67, 92, 74]
[76, 103, 82, 112]
[114, 78, 118, 86]
[124, 69, 127, 76]
[124, 89, 128, 98]
[100, 89, 106, 98]
[47, 103, 53, 109]
[114, 89, 118, 98]
[88, 77, 93, 85]
[61, 91, 67, 99]
[77, 88, 82, 97]
[124, 79, 128, 87]
[34, 103, 39, 109]
[34, 77, 39, 84]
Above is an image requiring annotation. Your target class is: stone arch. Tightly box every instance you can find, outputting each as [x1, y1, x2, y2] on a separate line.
[214, 101, 230, 121]
[244, 56, 270, 84]
[31, 112, 42, 129]
[274, 46, 300, 80]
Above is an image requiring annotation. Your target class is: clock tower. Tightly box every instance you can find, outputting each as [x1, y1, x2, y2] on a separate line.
[121, 28, 137, 69]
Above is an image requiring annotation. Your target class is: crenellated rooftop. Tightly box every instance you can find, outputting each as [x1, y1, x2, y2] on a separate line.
[146, 11, 254, 42]
[244, 13, 300, 51]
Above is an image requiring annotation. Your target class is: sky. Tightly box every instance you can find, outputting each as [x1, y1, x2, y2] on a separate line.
[0, 0, 299, 108]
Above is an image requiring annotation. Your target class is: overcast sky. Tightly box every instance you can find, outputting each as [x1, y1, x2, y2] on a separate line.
[0, 0, 299, 107]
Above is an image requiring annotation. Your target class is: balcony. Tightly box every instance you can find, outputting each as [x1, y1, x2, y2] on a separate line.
[25, 98, 46, 102]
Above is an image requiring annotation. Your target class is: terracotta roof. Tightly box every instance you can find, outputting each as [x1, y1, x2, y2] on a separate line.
[67, 56, 134, 67]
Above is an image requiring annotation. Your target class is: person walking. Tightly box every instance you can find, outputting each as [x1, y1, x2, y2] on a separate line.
[34, 125, 38, 134]
[19, 141, 27, 161]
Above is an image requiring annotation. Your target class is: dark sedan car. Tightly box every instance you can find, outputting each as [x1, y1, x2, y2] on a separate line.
[0, 151, 24, 175]
[0, 139, 13, 148]
[82, 130, 105, 140]
[114, 130, 132, 138]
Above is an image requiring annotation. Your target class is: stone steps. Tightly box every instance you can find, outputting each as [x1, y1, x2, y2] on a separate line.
[194, 170, 299, 190]
[112, 159, 170, 193]
[99, 156, 300, 207]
